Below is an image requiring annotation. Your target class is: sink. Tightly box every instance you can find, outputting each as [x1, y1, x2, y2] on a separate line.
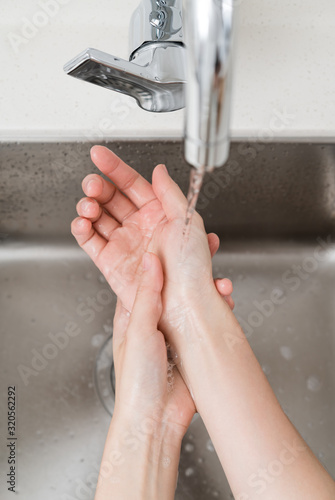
[0, 141, 334, 499]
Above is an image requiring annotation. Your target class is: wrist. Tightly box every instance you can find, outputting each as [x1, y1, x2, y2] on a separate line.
[111, 407, 184, 459]
[160, 286, 247, 402]
[161, 281, 232, 350]
[95, 409, 182, 500]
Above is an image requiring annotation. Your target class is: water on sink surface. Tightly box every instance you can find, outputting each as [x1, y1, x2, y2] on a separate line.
[1, 241, 334, 499]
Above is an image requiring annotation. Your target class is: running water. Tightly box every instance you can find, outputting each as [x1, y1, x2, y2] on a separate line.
[182, 165, 206, 245]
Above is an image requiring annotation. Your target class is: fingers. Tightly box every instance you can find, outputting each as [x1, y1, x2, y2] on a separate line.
[76, 197, 120, 240]
[76, 197, 102, 223]
[82, 174, 137, 223]
[152, 164, 188, 220]
[215, 278, 235, 310]
[127, 252, 163, 340]
[215, 278, 233, 296]
[208, 232, 220, 257]
[90, 146, 156, 209]
[208, 233, 234, 308]
[224, 295, 235, 310]
[71, 217, 107, 260]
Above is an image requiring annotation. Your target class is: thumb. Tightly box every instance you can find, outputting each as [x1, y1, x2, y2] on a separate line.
[152, 164, 188, 220]
[127, 252, 163, 339]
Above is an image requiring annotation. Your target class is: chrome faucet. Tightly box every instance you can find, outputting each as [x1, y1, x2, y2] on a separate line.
[64, 0, 234, 170]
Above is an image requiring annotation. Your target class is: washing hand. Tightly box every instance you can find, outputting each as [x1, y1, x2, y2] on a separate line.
[72, 146, 234, 312]
[72, 146, 233, 498]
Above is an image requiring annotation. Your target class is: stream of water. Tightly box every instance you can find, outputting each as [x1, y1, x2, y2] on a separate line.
[182, 165, 206, 247]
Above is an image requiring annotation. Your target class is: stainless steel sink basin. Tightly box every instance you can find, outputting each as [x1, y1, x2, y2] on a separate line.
[0, 141, 334, 499]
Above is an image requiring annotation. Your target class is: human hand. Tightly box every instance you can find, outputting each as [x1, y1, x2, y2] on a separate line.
[95, 251, 191, 500]
[112, 251, 194, 437]
[72, 146, 234, 326]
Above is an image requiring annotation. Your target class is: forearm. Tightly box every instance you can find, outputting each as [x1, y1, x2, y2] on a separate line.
[163, 292, 335, 499]
[94, 410, 182, 500]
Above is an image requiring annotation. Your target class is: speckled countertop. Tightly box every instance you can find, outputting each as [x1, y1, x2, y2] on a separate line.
[1, 0, 335, 141]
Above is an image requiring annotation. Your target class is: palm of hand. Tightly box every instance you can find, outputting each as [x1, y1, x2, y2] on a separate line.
[114, 299, 196, 433]
[95, 199, 167, 311]
[74, 149, 214, 314]
[95, 208, 212, 315]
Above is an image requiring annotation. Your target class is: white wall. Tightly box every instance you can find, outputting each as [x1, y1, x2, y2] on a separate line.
[1, 0, 335, 141]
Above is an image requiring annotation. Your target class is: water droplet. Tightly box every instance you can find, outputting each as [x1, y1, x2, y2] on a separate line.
[162, 456, 171, 468]
[280, 345, 293, 361]
[206, 439, 215, 452]
[307, 375, 322, 392]
[91, 334, 105, 347]
[103, 324, 113, 334]
[185, 467, 194, 477]
[262, 364, 271, 375]
[184, 443, 195, 453]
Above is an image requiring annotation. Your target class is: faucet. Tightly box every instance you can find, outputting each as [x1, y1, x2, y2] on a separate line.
[64, 0, 234, 171]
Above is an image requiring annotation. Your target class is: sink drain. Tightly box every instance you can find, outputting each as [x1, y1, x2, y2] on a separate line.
[94, 335, 116, 416]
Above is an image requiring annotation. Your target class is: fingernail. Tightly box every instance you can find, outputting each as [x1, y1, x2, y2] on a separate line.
[87, 179, 96, 191]
[81, 199, 92, 211]
[161, 164, 168, 173]
[142, 252, 152, 271]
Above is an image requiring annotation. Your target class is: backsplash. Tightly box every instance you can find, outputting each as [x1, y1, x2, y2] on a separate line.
[1, 0, 335, 141]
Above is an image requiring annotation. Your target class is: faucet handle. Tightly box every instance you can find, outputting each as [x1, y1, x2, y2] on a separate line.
[64, 45, 186, 112]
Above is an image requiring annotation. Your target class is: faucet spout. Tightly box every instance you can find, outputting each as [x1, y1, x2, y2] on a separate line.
[63, 0, 234, 170]
[183, 0, 234, 170]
